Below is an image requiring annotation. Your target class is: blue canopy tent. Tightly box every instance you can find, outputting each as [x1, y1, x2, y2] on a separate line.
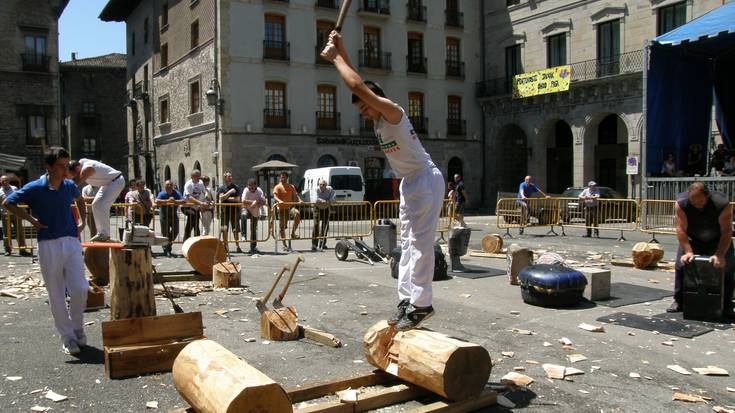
[645, 2, 735, 178]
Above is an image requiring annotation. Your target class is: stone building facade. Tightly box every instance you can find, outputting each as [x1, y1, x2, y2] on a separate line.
[478, 0, 722, 204]
[60, 53, 128, 176]
[101, 0, 483, 205]
[0, 0, 69, 181]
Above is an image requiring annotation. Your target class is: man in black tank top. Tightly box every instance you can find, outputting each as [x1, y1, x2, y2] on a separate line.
[669, 182, 734, 317]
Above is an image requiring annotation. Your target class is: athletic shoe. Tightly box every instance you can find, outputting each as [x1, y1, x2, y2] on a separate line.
[666, 301, 682, 313]
[74, 329, 87, 347]
[89, 233, 110, 242]
[62, 338, 81, 355]
[387, 299, 410, 326]
[19, 250, 32, 257]
[395, 305, 434, 331]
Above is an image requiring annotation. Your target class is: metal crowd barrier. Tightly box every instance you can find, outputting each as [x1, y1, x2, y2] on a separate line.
[495, 197, 561, 237]
[372, 198, 455, 234]
[638, 200, 676, 243]
[557, 197, 639, 241]
[1, 207, 35, 255]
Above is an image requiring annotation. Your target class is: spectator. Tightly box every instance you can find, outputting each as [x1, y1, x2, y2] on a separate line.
[661, 153, 677, 177]
[241, 178, 266, 255]
[517, 175, 548, 234]
[453, 174, 468, 228]
[200, 176, 215, 236]
[686, 144, 705, 176]
[0, 175, 29, 256]
[81, 185, 99, 236]
[125, 179, 154, 226]
[217, 172, 242, 253]
[723, 155, 735, 176]
[67, 158, 125, 242]
[273, 172, 302, 252]
[182, 169, 206, 240]
[446, 181, 455, 204]
[312, 179, 335, 252]
[579, 181, 601, 238]
[710, 144, 730, 173]
[155, 180, 184, 257]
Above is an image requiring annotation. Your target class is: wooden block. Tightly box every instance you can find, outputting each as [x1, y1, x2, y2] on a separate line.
[213, 262, 241, 288]
[481, 234, 503, 253]
[105, 338, 201, 379]
[109, 248, 155, 320]
[632, 242, 664, 269]
[260, 306, 299, 341]
[506, 244, 532, 286]
[575, 267, 611, 301]
[181, 236, 226, 277]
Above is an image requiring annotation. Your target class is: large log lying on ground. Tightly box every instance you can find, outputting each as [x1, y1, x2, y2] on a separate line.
[109, 247, 155, 320]
[363, 320, 492, 401]
[632, 242, 664, 269]
[181, 236, 226, 277]
[173, 340, 292, 413]
[481, 234, 503, 253]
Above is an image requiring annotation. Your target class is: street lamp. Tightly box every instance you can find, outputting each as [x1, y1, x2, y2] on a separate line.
[206, 79, 224, 115]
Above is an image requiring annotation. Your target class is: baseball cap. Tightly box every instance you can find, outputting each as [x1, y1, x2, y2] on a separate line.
[588, 181, 597, 186]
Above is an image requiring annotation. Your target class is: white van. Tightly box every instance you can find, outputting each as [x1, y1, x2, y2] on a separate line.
[300, 166, 365, 203]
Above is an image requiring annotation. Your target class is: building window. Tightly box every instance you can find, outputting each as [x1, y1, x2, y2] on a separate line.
[265, 82, 288, 128]
[447, 95, 464, 136]
[160, 98, 169, 123]
[658, 2, 686, 35]
[22, 34, 48, 71]
[265, 14, 287, 60]
[407, 32, 425, 73]
[81, 102, 96, 114]
[317, 155, 337, 167]
[317, 85, 338, 130]
[190, 80, 200, 114]
[131, 32, 136, 55]
[408, 92, 426, 133]
[144, 17, 149, 44]
[361, 26, 385, 68]
[82, 137, 97, 157]
[26, 115, 46, 146]
[161, 43, 168, 67]
[597, 19, 620, 76]
[161, 2, 169, 28]
[547, 33, 566, 67]
[445, 0, 463, 27]
[505, 45, 522, 80]
[191, 20, 199, 49]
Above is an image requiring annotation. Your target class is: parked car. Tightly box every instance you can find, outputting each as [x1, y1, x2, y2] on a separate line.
[559, 187, 635, 224]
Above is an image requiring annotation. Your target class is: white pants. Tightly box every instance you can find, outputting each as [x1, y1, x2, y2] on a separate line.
[38, 236, 87, 342]
[201, 210, 213, 236]
[398, 167, 445, 308]
[92, 176, 125, 238]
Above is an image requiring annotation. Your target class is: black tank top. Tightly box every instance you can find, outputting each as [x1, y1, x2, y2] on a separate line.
[676, 191, 729, 252]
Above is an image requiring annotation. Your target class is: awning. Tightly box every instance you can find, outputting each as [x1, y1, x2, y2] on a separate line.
[0, 153, 28, 171]
[251, 160, 298, 171]
[655, 2, 735, 51]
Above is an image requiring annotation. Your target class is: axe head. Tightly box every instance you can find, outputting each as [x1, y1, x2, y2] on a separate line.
[272, 297, 284, 309]
[255, 299, 268, 314]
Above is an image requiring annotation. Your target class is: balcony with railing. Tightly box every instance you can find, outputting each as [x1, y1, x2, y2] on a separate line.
[446, 60, 465, 79]
[360, 115, 374, 134]
[476, 49, 645, 98]
[445, 9, 463, 28]
[359, 50, 391, 70]
[315, 0, 338, 8]
[316, 111, 340, 130]
[406, 4, 426, 22]
[133, 80, 149, 99]
[263, 40, 290, 61]
[264, 108, 290, 129]
[21, 53, 50, 72]
[357, 0, 390, 16]
[447, 118, 466, 137]
[406, 55, 427, 74]
[408, 116, 428, 134]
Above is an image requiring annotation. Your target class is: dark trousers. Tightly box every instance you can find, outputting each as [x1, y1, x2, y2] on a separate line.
[134, 212, 153, 227]
[312, 208, 330, 248]
[584, 205, 599, 235]
[183, 208, 200, 240]
[241, 210, 259, 249]
[160, 214, 179, 253]
[219, 205, 241, 240]
[674, 244, 734, 310]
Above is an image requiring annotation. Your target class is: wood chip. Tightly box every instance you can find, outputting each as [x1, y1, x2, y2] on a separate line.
[146, 401, 159, 409]
[693, 366, 729, 376]
[629, 372, 641, 378]
[509, 310, 520, 315]
[337, 389, 358, 403]
[5, 376, 22, 381]
[214, 309, 229, 317]
[242, 337, 256, 343]
[567, 354, 587, 364]
[578, 323, 605, 332]
[713, 406, 735, 413]
[501, 371, 534, 387]
[673, 392, 711, 403]
[525, 360, 539, 364]
[44, 390, 68, 402]
[0, 290, 23, 298]
[542, 341, 552, 347]
[578, 389, 590, 394]
[501, 351, 515, 358]
[542, 364, 566, 380]
[662, 341, 674, 346]
[511, 328, 533, 335]
[496, 395, 515, 408]
[84, 321, 95, 326]
[459, 293, 471, 298]
[667, 365, 692, 375]
[727, 387, 735, 392]
[565, 367, 585, 377]
[30, 407, 50, 412]
[559, 337, 573, 346]
[513, 366, 526, 371]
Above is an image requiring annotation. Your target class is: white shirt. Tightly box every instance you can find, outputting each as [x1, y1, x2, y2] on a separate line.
[0, 185, 17, 214]
[184, 179, 206, 210]
[579, 187, 600, 206]
[374, 106, 435, 178]
[80, 158, 121, 187]
[241, 187, 265, 217]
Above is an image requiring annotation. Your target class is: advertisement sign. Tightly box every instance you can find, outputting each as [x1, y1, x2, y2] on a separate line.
[513, 65, 571, 98]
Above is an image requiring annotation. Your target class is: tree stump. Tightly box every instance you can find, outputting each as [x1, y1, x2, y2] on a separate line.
[507, 244, 533, 286]
[173, 340, 293, 413]
[363, 320, 492, 401]
[84, 247, 110, 286]
[260, 306, 299, 341]
[213, 262, 242, 289]
[181, 236, 226, 277]
[109, 247, 155, 320]
[632, 242, 664, 269]
[481, 234, 503, 253]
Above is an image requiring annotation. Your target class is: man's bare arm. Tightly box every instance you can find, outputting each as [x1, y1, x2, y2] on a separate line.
[675, 202, 693, 255]
[715, 206, 733, 258]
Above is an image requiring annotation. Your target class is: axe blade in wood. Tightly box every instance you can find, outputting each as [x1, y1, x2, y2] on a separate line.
[256, 264, 290, 314]
[273, 255, 305, 309]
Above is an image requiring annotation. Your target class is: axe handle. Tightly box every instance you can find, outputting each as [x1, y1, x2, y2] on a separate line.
[262, 264, 290, 304]
[335, 0, 352, 32]
[276, 255, 305, 303]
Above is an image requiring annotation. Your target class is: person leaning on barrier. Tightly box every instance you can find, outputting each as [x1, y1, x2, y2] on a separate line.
[668, 182, 734, 318]
[125, 179, 155, 227]
[155, 180, 184, 257]
[182, 169, 206, 241]
[241, 178, 266, 255]
[579, 181, 601, 238]
[0, 175, 29, 256]
[273, 172, 302, 252]
[199, 176, 215, 236]
[217, 172, 242, 253]
[312, 179, 335, 252]
[517, 175, 549, 234]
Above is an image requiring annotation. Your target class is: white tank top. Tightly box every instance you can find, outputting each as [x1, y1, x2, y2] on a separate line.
[374, 107, 435, 178]
[80, 159, 121, 187]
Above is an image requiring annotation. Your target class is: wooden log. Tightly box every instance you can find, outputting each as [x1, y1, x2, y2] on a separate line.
[212, 262, 242, 288]
[299, 325, 342, 347]
[294, 384, 428, 413]
[172, 339, 293, 413]
[181, 236, 226, 277]
[632, 242, 664, 269]
[363, 320, 492, 401]
[84, 247, 110, 286]
[109, 247, 155, 320]
[286, 370, 396, 403]
[506, 244, 533, 286]
[481, 234, 503, 254]
[260, 306, 299, 341]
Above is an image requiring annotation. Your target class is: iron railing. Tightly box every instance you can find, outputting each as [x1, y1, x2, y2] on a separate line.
[133, 80, 149, 99]
[359, 50, 391, 70]
[445, 9, 463, 28]
[315, 0, 338, 8]
[570, 50, 644, 82]
[475, 77, 513, 98]
[358, 0, 390, 15]
[408, 116, 428, 133]
[360, 115, 374, 134]
[406, 55, 427, 73]
[20, 53, 50, 72]
[406, 4, 426, 22]
[316, 111, 340, 130]
[446, 60, 465, 79]
[263, 40, 290, 61]
[447, 118, 466, 136]
[263, 108, 290, 129]
[646, 177, 735, 200]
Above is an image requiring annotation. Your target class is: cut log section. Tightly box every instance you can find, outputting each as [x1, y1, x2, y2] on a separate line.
[481, 234, 503, 254]
[109, 248, 155, 320]
[213, 262, 242, 288]
[632, 242, 664, 269]
[260, 306, 299, 341]
[84, 247, 110, 286]
[181, 236, 226, 277]
[363, 320, 492, 401]
[173, 339, 293, 413]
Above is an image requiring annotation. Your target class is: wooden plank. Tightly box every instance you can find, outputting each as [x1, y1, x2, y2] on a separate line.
[82, 242, 125, 249]
[468, 250, 506, 259]
[153, 272, 209, 283]
[102, 312, 203, 347]
[294, 384, 428, 413]
[405, 389, 498, 413]
[287, 370, 396, 403]
[105, 338, 204, 379]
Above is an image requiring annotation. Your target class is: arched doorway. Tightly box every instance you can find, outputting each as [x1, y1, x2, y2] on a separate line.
[546, 120, 573, 194]
[495, 124, 528, 193]
[268, 154, 287, 162]
[193, 160, 201, 173]
[164, 165, 171, 182]
[317, 154, 337, 167]
[447, 157, 463, 182]
[595, 114, 628, 196]
[177, 163, 186, 191]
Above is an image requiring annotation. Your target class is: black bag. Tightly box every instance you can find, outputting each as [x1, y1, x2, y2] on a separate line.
[390, 243, 448, 281]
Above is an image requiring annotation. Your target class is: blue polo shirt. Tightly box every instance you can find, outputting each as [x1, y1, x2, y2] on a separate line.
[518, 182, 539, 198]
[5, 174, 80, 241]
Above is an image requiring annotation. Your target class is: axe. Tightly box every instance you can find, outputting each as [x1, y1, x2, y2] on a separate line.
[255, 264, 290, 314]
[152, 265, 184, 314]
[273, 255, 305, 309]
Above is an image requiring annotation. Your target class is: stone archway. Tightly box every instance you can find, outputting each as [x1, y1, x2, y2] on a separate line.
[495, 123, 528, 193]
[595, 114, 628, 196]
[177, 163, 186, 191]
[164, 165, 171, 182]
[546, 120, 573, 194]
[447, 157, 463, 182]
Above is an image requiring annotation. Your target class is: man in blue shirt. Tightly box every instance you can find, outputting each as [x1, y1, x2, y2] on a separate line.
[3, 147, 88, 356]
[155, 180, 184, 257]
[517, 175, 548, 234]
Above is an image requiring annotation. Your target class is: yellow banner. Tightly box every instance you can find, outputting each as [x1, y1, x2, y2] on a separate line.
[513, 65, 571, 98]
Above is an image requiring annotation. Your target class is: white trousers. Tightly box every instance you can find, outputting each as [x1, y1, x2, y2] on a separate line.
[92, 176, 125, 238]
[38, 236, 87, 342]
[398, 167, 445, 308]
[201, 210, 213, 236]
